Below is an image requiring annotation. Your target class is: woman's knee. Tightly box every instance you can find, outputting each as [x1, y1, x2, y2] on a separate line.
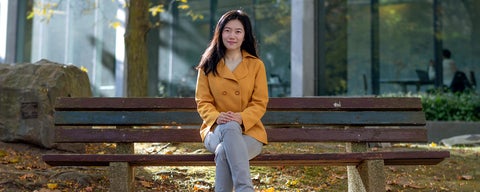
[214, 143, 227, 162]
[224, 121, 242, 133]
[216, 121, 242, 134]
[204, 131, 221, 153]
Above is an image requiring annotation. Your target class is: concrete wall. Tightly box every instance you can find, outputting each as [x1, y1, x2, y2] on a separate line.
[427, 121, 480, 143]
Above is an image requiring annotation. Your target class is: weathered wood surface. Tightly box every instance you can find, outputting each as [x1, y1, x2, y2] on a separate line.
[54, 127, 428, 143]
[54, 111, 426, 126]
[54, 97, 423, 111]
[44, 97, 450, 192]
[43, 151, 450, 167]
[54, 97, 426, 126]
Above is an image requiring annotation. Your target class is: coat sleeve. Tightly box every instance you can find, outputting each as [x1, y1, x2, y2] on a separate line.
[195, 70, 220, 130]
[241, 60, 269, 131]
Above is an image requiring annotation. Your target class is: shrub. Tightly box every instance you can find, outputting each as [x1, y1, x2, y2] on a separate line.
[382, 90, 480, 122]
[420, 91, 480, 121]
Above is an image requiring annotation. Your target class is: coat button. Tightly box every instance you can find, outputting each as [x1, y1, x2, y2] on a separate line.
[235, 91, 240, 95]
[222, 91, 227, 95]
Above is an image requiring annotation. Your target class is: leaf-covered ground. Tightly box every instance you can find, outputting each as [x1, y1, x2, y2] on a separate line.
[0, 141, 478, 192]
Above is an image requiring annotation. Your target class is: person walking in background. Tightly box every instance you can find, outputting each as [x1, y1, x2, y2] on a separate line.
[429, 49, 472, 92]
[442, 49, 473, 92]
[427, 49, 457, 84]
[195, 10, 269, 192]
[442, 49, 458, 87]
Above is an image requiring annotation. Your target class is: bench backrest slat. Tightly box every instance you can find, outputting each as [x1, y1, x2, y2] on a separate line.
[53, 97, 428, 143]
[54, 111, 426, 126]
[54, 127, 427, 143]
[54, 97, 422, 111]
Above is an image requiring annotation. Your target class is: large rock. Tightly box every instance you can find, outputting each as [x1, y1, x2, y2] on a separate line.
[0, 59, 92, 150]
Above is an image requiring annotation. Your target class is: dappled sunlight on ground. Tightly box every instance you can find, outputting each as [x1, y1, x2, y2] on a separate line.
[1, 141, 478, 191]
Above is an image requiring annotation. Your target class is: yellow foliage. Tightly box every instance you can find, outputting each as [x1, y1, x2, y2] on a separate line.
[80, 66, 89, 73]
[187, 11, 204, 21]
[429, 142, 437, 147]
[149, 5, 165, 17]
[109, 21, 122, 29]
[47, 183, 58, 189]
[285, 179, 299, 187]
[27, 2, 58, 23]
[262, 187, 276, 192]
[27, 11, 35, 20]
[178, 4, 190, 10]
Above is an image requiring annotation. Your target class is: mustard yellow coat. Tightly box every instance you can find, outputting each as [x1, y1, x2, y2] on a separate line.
[195, 51, 269, 144]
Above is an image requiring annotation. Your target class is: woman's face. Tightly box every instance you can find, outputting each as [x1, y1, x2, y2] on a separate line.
[222, 19, 245, 52]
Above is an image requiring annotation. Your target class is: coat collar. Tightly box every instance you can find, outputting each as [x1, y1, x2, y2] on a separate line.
[218, 50, 256, 81]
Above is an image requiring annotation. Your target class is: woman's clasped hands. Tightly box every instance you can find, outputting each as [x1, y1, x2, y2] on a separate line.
[216, 111, 242, 125]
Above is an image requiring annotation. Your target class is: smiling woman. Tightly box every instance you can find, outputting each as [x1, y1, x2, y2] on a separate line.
[195, 10, 268, 192]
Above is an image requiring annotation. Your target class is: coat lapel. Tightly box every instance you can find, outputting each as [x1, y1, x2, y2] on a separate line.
[218, 50, 253, 81]
[218, 59, 237, 81]
[233, 60, 248, 80]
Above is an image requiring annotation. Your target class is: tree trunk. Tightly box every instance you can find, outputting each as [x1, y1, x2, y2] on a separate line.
[125, 1, 149, 97]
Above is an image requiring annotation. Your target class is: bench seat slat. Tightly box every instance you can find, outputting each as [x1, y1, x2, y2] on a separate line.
[54, 128, 428, 143]
[42, 151, 450, 167]
[54, 111, 426, 126]
[54, 97, 423, 111]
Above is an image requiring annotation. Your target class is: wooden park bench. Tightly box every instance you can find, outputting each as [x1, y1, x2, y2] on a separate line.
[42, 97, 450, 192]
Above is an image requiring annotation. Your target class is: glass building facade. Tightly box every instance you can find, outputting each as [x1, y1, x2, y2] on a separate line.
[2, 0, 479, 97]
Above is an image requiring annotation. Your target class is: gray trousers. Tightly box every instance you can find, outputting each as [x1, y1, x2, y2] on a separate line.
[204, 121, 263, 192]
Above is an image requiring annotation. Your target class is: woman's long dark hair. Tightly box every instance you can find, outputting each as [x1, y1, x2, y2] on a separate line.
[197, 10, 259, 76]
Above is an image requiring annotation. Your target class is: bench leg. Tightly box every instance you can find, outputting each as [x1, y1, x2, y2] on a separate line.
[348, 160, 386, 192]
[346, 142, 386, 192]
[110, 137, 135, 192]
[110, 162, 134, 192]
